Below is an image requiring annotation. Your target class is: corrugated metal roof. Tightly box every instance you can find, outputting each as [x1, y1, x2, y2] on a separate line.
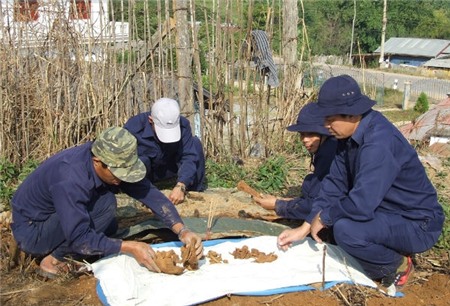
[423, 58, 450, 69]
[441, 45, 450, 56]
[399, 96, 450, 141]
[374, 37, 450, 58]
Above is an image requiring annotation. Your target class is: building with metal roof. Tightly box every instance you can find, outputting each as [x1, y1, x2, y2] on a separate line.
[423, 58, 450, 70]
[374, 37, 450, 67]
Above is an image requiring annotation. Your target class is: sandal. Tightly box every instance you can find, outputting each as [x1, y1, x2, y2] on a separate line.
[36, 254, 70, 279]
[36, 267, 59, 280]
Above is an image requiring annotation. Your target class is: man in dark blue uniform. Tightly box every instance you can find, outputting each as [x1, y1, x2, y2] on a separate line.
[124, 98, 206, 205]
[11, 127, 203, 278]
[277, 75, 444, 291]
[254, 103, 337, 220]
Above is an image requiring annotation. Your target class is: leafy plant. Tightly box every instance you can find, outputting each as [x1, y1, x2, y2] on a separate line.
[0, 158, 40, 211]
[414, 92, 429, 114]
[205, 159, 247, 188]
[18, 159, 40, 182]
[0, 158, 18, 209]
[253, 156, 289, 194]
[435, 193, 450, 250]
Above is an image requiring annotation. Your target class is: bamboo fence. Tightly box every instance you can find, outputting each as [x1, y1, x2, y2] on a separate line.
[1, 0, 314, 166]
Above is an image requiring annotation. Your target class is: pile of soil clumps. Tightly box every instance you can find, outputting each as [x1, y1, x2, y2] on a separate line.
[231, 245, 278, 263]
[154, 238, 200, 275]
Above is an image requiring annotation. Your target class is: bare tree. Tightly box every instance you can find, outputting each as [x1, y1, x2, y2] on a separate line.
[379, 0, 388, 66]
[173, 0, 194, 124]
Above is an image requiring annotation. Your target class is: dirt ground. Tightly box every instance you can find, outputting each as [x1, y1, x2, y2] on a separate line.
[1, 186, 449, 306]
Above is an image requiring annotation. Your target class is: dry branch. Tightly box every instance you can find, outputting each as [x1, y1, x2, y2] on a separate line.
[237, 180, 262, 198]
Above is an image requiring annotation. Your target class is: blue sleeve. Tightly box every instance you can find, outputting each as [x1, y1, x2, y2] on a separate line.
[121, 179, 183, 228]
[306, 143, 348, 224]
[51, 164, 122, 257]
[309, 140, 400, 226]
[177, 118, 201, 186]
[275, 197, 313, 220]
[301, 173, 321, 199]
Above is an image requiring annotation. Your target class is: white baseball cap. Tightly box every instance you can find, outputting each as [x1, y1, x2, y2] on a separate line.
[151, 98, 181, 143]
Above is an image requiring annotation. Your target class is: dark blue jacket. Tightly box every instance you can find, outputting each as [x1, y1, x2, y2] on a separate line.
[124, 112, 201, 187]
[275, 136, 337, 219]
[307, 110, 444, 228]
[11, 142, 183, 257]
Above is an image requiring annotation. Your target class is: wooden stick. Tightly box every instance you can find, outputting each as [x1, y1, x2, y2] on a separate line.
[206, 199, 215, 240]
[333, 285, 351, 306]
[322, 244, 327, 290]
[237, 180, 262, 198]
[0, 287, 38, 296]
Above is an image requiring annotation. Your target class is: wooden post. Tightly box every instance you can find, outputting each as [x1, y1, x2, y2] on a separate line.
[282, 0, 298, 93]
[402, 81, 411, 110]
[173, 0, 194, 127]
[379, 0, 387, 67]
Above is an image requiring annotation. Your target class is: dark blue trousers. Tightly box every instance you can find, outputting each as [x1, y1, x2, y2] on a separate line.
[12, 192, 117, 261]
[333, 211, 443, 280]
[152, 136, 206, 191]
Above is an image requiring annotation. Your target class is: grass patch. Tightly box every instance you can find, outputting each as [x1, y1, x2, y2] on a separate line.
[382, 109, 421, 123]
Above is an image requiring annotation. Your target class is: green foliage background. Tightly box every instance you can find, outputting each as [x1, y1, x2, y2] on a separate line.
[110, 0, 450, 56]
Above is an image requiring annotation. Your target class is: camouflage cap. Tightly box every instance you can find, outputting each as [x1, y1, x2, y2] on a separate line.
[91, 127, 146, 183]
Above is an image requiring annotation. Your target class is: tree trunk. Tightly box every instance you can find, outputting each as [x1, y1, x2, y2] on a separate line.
[173, 0, 194, 126]
[282, 0, 298, 94]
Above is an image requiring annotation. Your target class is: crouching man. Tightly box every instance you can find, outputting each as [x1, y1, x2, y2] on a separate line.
[277, 75, 444, 290]
[11, 127, 203, 278]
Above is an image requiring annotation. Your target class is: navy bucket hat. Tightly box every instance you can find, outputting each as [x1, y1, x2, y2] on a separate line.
[287, 102, 330, 136]
[312, 75, 376, 117]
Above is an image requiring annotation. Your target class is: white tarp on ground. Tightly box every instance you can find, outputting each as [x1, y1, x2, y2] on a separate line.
[92, 236, 377, 306]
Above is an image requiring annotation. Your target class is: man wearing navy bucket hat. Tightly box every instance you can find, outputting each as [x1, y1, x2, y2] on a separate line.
[254, 103, 337, 221]
[277, 75, 444, 291]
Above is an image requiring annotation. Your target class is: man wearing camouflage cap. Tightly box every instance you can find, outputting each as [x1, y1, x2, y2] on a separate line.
[11, 127, 203, 278]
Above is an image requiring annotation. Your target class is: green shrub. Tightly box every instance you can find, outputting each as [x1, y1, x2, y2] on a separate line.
[205, 159, 247, 188]
[435, 194, 450, 250]
[414, 92, 429, 114]
[0, 158, 40, 211]
[0, 158, 18, 209]
[253, 156, 289, 194]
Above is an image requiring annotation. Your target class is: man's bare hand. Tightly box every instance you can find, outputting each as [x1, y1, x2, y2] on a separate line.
[120, 240, 161, 273]
[277, 222, 311, 251]
[168, 183, 186, 205]
[310, 212, 326, 244]
[253, 195, 277, 210]
[179, 230, 204, 259]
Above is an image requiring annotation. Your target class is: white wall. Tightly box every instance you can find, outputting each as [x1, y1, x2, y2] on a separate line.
[430, 136, 450, 146]
[0, 0, 127, 46]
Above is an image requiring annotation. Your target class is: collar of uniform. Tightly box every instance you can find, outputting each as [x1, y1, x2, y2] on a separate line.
[350, 109, 374, 146]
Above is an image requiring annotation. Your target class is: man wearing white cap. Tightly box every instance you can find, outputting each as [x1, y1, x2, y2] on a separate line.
[124, 98, 206, 204]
